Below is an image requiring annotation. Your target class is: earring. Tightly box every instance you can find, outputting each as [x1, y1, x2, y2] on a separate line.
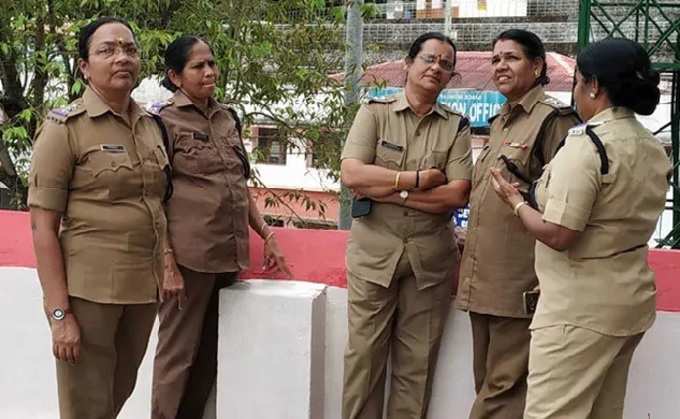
[589, 92, 596, 99]
[534, 70, 540, 77]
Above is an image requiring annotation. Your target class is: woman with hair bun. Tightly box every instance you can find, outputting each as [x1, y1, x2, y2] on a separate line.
[150, 35, 291, 419]
[490, 38, 671, 419]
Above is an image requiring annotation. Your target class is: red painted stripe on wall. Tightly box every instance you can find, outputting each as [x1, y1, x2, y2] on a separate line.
[3, 210, 680, 311]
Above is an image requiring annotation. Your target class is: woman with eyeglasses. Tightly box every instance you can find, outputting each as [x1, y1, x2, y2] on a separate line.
[340, 31, 472, 419]
[28, 17, 169, 418]
[455, 29, 580, 419]
[491, 37, 670, 419]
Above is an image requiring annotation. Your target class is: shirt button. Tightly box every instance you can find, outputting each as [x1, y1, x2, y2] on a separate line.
[403, 210, 408, 216]
[110, 161, 116, 167]
[415, 130, 421, 136]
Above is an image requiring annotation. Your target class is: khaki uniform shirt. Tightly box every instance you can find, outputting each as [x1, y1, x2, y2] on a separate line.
[28, 87, 169, 304]
[532, 107, 671, 336]
[341, 91, 473, 290]
[456, 86, 580, 317]
[155, 90, 249, 273]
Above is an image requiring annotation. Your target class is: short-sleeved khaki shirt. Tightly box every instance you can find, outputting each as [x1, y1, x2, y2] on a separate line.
[531, 107, 671, 336]
[341, 91, 472, 290]
[28, 87, 169, 304]
[155, 90, 250, 273]
[456, 85, 580, 317]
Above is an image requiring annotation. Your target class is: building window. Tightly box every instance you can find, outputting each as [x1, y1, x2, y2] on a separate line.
[255, 127, 287, 165]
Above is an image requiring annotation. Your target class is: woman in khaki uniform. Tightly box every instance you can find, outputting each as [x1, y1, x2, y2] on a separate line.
[455, 29, 579, 419]
[491, 38, 671, 419]
[29, 17, 168, 419]
[341, 32, 472, 419]
[150, 36, 291, 419]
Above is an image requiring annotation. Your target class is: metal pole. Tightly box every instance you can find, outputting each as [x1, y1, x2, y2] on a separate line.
[339, 0, 364, 230]
[444, 0, 453, 37]
[577, 0, 592, 51]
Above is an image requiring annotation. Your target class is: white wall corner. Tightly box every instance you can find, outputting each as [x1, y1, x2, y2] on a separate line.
[217, 280, 327, 419]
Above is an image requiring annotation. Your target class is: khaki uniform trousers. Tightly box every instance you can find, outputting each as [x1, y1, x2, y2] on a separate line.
[525, 325, 643, 419]
[152, 266, 237, 419]
[55, 297, 157, 419]
[468, 313, 531, 419]
[342, 253, 453, 419]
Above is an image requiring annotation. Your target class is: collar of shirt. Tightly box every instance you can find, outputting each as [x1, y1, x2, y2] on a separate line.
[588, 106, 635, 125]
[83, 86, 145, 125]
[173, 89, 220, 119]
[499, 84, 545, 119]
[392, 90, 449, 119]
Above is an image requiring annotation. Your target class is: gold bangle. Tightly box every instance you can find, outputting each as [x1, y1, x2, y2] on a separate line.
[394, 172, 401, 190]
[513, 201, 528, 217]
[264, 231, 275, 243]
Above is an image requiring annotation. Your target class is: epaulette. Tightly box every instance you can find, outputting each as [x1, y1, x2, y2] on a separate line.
[539, 96, 576, 116]
[146, 99, 173, 116]
[567, 123, 588, 136]
[438, 102, 464, 117]
[224, 106, 242, 137]
[560, 122, 610, 175]
[45, 101, 85, 124]
[367, 95, 398, 104]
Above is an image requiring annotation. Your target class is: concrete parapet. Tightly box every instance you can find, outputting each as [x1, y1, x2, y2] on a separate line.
[217, 280, 327, 419]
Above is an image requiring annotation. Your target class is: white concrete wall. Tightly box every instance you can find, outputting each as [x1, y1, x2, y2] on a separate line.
[219, 280, 680, 419]
[4, 268, 680, 419]
[0, 267, 213, 419]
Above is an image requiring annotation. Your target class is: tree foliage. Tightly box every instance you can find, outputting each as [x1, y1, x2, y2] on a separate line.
[0, 0, 355, 209]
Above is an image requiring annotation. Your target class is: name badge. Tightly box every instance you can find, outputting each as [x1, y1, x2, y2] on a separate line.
[193, 132, 209, 141]
[380, 139, 403, 152]
[100, 144, 126, 154]
[503, 141, 528, 149]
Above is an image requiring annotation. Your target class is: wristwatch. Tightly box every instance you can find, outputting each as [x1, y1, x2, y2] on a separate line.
[50, 307, 71, 321]
[399, 190, 409, 201]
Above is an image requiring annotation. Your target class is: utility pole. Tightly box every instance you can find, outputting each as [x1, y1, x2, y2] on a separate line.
[339, 0, 364, 230]
[444, 0, 453, 37]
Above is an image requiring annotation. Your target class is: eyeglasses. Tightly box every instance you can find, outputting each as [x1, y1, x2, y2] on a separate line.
[417, 53, 455, 72]
[92, 43, 139, 59]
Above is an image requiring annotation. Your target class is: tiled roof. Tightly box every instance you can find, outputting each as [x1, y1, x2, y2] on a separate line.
[332, 51, 576, 92]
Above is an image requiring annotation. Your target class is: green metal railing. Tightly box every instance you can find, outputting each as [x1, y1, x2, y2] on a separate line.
[578, 0, 680, 248]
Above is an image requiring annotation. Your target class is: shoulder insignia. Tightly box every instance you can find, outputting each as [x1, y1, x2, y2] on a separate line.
[540, 96, 567, 108]
[46, 101, 84, 124]
[367, 95, 398, 104]
[146, 99, 172, 116]
[540, 96, 576, 115]
[568, 123, 587, 136]
[438, 102, 464, 116]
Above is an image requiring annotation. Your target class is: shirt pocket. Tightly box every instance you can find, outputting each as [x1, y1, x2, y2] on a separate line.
[79, 146, 139, 201]
[175, 132, 224, 175]
[374, 139, 404, 170]
[498, 142, 533, 185]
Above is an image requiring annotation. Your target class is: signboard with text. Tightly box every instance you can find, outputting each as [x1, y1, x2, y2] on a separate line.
[366, 87, 506, 128]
